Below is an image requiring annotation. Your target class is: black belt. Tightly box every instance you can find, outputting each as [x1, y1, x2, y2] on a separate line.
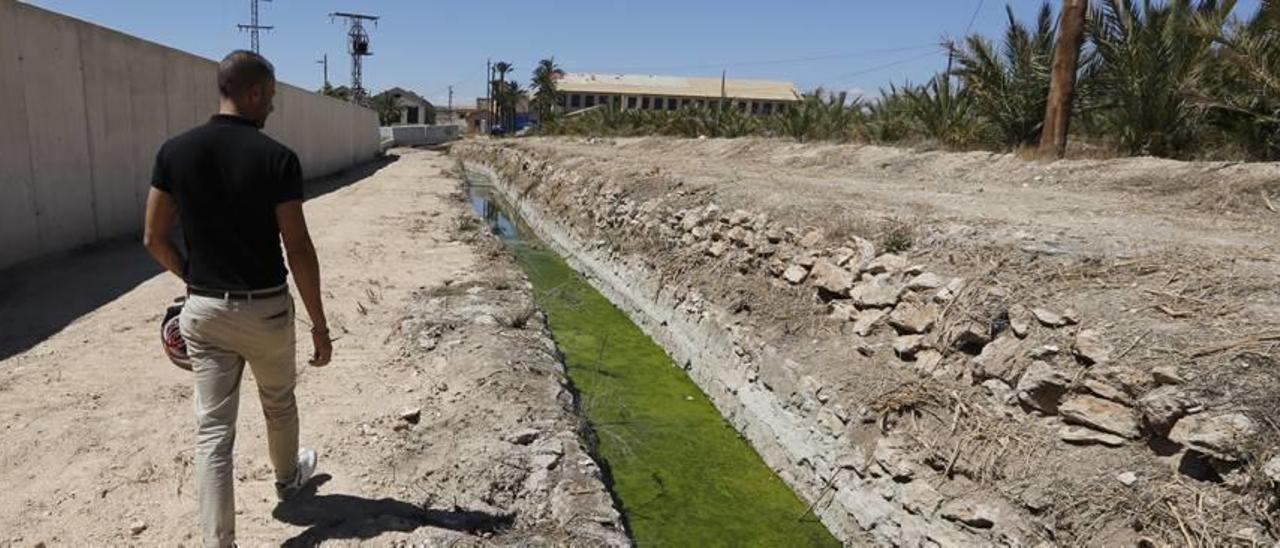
[187, 285, 287, 301]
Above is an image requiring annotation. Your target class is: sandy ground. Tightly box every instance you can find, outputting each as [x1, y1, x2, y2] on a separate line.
[0, 149, 624, 546]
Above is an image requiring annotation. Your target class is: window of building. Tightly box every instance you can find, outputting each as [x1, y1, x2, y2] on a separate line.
[681, 99, 690, 108]
[585, 95, 596, 107]
[627, 96, 637, 109]
[642, 97, 651, 109]
[667, 98, 678, 110]
[762, 102, 773, 114]
[612, 96, 621, 108]
[570, 94, 581, 108]
[652, 97, 663, 110]
[406, 105, 420, 124]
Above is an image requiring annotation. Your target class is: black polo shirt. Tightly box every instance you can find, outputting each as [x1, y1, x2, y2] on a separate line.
[151, 114, 304, 291]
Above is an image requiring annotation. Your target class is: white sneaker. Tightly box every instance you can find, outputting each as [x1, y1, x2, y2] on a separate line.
[275, 448, 317, 501]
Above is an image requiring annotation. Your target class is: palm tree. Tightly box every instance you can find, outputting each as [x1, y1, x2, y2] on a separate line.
[369, 92, 400, 126]
[531, 57, 565, 122]
[491, 61, 514, 132]
[1083, 0, 1233, 157]
[954, 3, 1057, 148]
[1200, 0, 1280, 158]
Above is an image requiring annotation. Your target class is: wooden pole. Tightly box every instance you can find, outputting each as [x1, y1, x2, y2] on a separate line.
[1039, 0, 1088, 159]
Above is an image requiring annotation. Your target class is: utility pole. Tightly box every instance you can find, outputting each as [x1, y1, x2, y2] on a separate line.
[237, 0, 273, 54]
[1039, 0, 1088, 159]
[447, 85, 453, 114]
[485, 59, 492, 131]
[329, 12, 379, 103]
[317, 54, 329, 88]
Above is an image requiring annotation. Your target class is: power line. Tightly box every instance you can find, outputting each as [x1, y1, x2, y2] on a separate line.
[828, 48, 944, 84]
[964, 0, 987, 34]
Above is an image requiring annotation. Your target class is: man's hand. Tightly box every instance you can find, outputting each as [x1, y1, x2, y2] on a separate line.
[309, 327, 332, 367]
[278, 199, 331, 367]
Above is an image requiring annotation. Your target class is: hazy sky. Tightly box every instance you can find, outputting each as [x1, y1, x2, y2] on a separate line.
[22, 0, 1264, 108]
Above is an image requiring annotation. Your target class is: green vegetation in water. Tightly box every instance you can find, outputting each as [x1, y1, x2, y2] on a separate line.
[511, 231, 839, 547]
[464, 172, 836, 545]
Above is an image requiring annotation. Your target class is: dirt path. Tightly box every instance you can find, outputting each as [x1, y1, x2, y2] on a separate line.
[0, 149, 624, 546]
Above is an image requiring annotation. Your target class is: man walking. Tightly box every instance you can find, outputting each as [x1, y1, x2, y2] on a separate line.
[143, 50, 333, 547]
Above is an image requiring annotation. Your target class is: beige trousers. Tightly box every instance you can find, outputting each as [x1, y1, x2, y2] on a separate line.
[180, 289, 299, 548]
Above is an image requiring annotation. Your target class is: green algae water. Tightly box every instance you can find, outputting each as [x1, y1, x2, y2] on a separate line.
[464, 168, 839, 547]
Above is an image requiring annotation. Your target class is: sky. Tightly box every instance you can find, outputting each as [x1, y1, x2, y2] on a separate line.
[22, 0, 1264, 108]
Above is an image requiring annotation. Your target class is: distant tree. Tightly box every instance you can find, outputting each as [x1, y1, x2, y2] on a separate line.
[531, 57, 565, 121]
[370, 92, 400, 126]
[320, 83, 351, 101]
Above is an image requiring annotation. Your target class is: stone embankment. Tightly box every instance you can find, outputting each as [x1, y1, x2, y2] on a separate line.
[453, 138, 1280, 546]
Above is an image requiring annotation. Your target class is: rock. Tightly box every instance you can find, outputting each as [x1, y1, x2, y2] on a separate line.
[129, 521, 147, 536]
[982, 378, 1016, 406]
[972, 333, 1025, 385]
[1062, 308, 1081, 324]
[798, 229, 823, 248]
[1031, 307, 1072, 327]
[1027, 345, 1059, 359]
[505, 428, 542, 446]
[951, 320, 992, 351]
[829, 301, 858, 322]
[1116, 471, 1138, 486]
[1008, 305, 1033, 338]
[706, 240, 728, 258]
[873, 433, 919, 481]
[915, 350, 944, 374]
[782, 264, 808, 285]
[728, 209, 752, 225]
[1151, 366, 1185, 385]
[810, 259, 854, 296]
[893, 335, 928, 360]
[1073, 329, 1112, 365]
[1263, 455, 1280, 484]
[848, 236, 877, 269]
[940, 498, 998, 529]
[1136, 386, 1197, 434]
[1168, 412, 1257, 461]
[887, 300, 941, 334]
[904, 272, 946, 292]
[762, 225, 783, 243]
[849, 276, 902, 309]
[1059, 425, 1126, 447]
[849, 308, 890, 338]
[852, 308, 889, 337]
[796, 253, 817, 268]
[726, 225, 749, 244]
[830, 247, 856, 266]
[1016, 360, 1071, 414]
[398, 407, 422, 424]
[817, 408, 845, 438]
[1083, 379, 1131, 405]
[863, 253, 908, 275]
[1059, 394, 1140, 439]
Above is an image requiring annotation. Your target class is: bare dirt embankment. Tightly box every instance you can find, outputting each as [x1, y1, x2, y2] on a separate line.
[454, 136, 1280, 546]
[0, 149, 626, 546]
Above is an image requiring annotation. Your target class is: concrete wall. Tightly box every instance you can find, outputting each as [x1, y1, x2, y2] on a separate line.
[380, 125, 460, 147]
[0, 0, 380, 270]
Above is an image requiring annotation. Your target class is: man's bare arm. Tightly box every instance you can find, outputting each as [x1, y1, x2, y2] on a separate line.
[277, 199, 331, 366]
[143, 188, 185, 281]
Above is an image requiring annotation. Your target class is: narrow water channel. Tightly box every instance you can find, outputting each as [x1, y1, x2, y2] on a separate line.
[463, 167, 839, 547]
